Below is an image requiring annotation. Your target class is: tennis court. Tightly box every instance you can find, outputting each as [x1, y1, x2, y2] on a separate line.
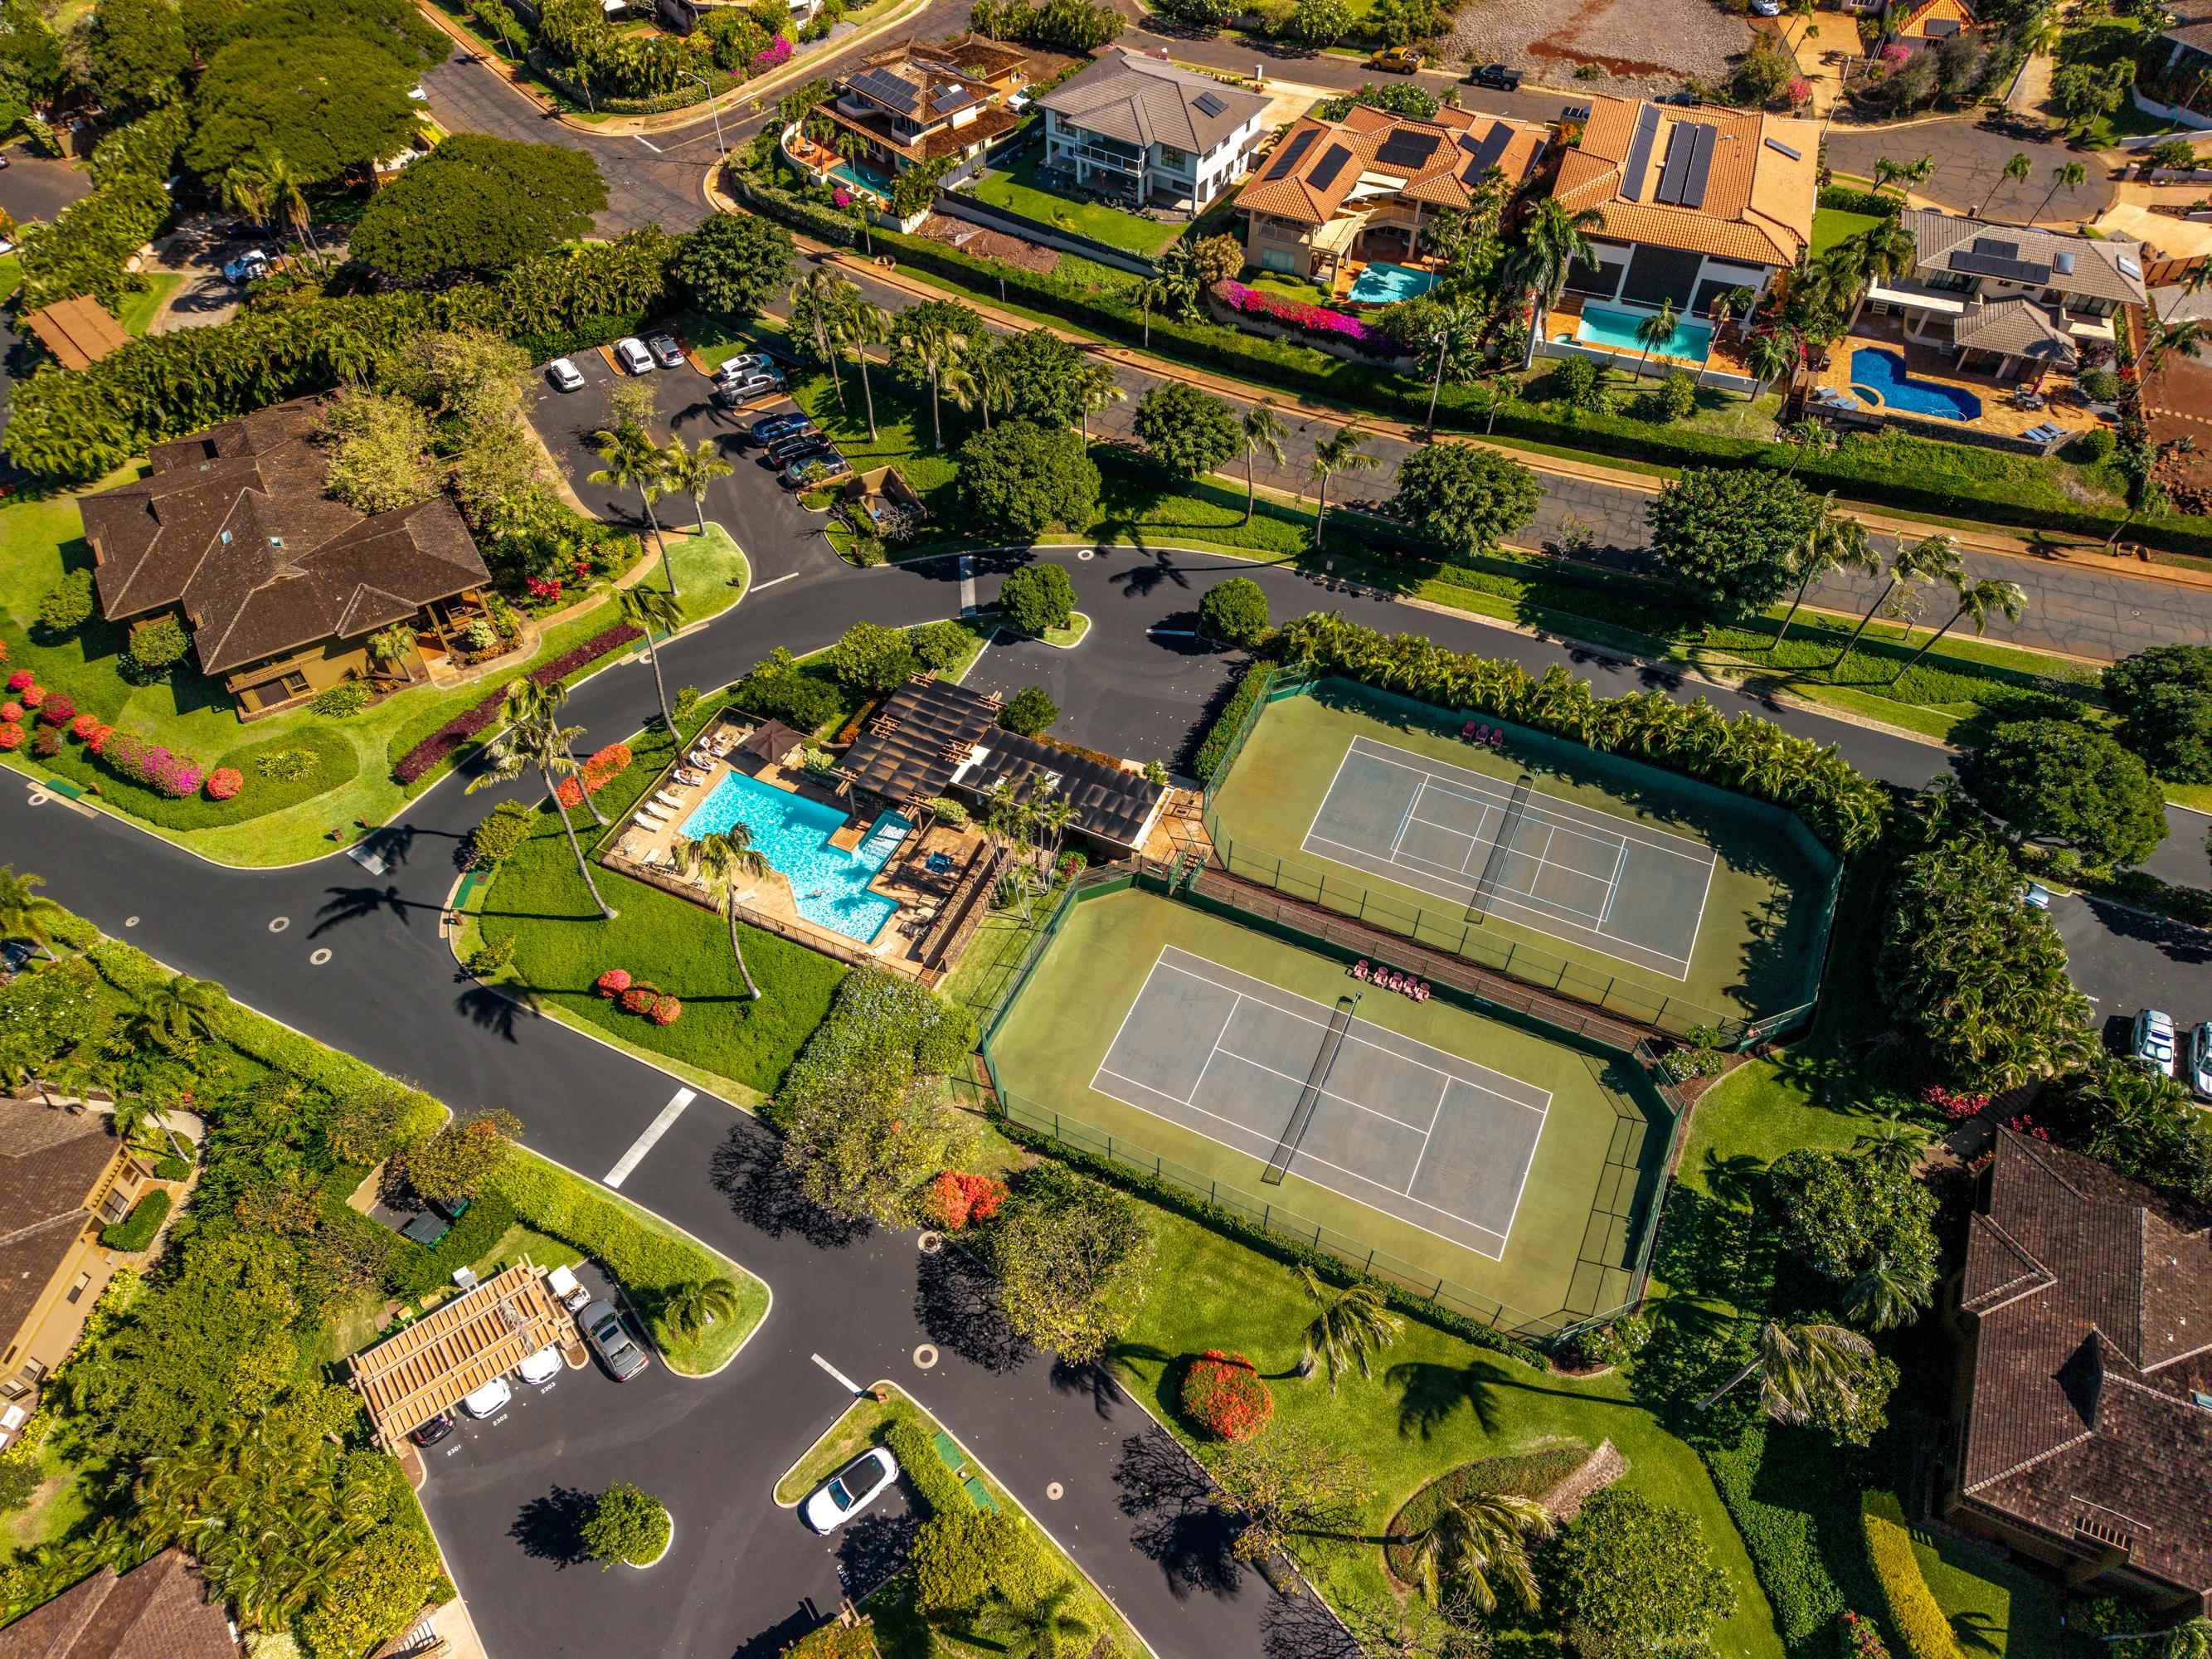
[1301, 737, 1717, 980]
[1092, 946, 1549, 1260]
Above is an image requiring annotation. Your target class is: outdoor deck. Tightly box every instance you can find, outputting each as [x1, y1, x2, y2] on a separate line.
[1541, 294, 1757, 381]
[1810, 311, 2098, 441]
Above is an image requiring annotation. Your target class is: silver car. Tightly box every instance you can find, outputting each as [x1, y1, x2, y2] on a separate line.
[2132, 1008, 2178, 1078]
[580, 1299, 649, 1381]
[647, 333, 687, 369]
[2190, 1021, 2212, 1100]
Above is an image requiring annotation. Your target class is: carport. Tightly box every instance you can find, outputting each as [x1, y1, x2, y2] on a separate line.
[349, 1262, 567, 1452]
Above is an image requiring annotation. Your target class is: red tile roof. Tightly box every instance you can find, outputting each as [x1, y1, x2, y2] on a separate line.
[1237, 104, 1546, 228]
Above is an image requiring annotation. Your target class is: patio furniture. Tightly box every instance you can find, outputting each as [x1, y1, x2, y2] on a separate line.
[654, 789, 688, 809]
[635, 803, 673, 825]
[2024, 422, 2068, 445]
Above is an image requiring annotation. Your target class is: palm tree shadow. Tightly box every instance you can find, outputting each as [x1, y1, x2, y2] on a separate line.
[455, 984, 537, 1040]
[1385, 1358, 1511, 1440]
[1699, 1149, 1765, 1207]
[1950, 1610, 2003, 1655]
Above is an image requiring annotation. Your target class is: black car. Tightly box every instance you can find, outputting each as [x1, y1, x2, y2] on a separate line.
[1560, 103, 1592, 123]
[748, 413, 814, 446]
[0, 941, 35, 975]
[766, 431, 832, 467]
[1465, 63, 1521, 90]
[410, 1411, 457, 1447]
[1656, 89, 1701, 107]
[400, 1194, 469, 1248]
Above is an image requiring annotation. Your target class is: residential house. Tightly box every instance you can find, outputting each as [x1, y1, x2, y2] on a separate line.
[2158, 2, 2212, 87]
[0, 1093, 157, 1419]
[79, 398, 493, 720]
[0, 1548, 239, 1658]
[820, 37, 1028, 191]
[1237, 104, 1548, 285]
[1883, 0, 1976, 51]
[1545, 95, 1819, 328]
[1945, 1128, 2212, 1616]
[1035, 50, 1270, 217]
[1852, 207, 2146, 379]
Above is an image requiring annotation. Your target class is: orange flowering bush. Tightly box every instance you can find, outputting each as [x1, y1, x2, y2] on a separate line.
[1182, 1350, 1272, 1442]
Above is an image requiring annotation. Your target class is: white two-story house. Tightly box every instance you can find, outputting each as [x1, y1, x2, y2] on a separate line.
[1035, 51, 1270, 218]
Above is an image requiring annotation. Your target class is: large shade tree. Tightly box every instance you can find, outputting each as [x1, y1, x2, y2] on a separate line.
[1961, 719, 2169, 868]
[351, 136, 608, 283]
[1388, 443, 1541, 557]
[673, 212, 794, 316]
[1646, 467, 1822, 618]
[187, 33, 421, 182]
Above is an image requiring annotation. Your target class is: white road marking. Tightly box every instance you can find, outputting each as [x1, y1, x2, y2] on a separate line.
[958, 554, 978, 615]
[752, 571, 799, 591]
[811, 1353, 866, 1394]
[602, 1087, 695, 1188]
[634, 134, 664, 153]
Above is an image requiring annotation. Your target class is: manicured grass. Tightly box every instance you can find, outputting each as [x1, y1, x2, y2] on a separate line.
[775, 1389, 892, 1505]
[1675, 1057, 1885, 1204]
[1249, 270, 1335, 306]
[114, 272, 183, 338]
[1038, 611, 1090, 648]
[651, 523, 751, 626]
[1911, 1520, 2067, 1659]
[1811, 207, 1884, 255]
[964, 152, 1185, 258]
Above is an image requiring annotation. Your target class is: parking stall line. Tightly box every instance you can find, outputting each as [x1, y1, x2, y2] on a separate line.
[602, 1087, 695, 1188]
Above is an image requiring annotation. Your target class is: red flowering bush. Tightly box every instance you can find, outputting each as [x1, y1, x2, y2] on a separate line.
[649, 995, 682, 1026]
[0, 723, 22, 752]
[1922, 1085, 1991, 1121]
[555, 776, 585, 809]
[595, 969, 633, 997]
[86, 723, 114, 753]
[1181, 1350, 1272, 1442]
[2005, 1112, 2053, 1142]
[69, 713, 100, 741]
[620, 985, 658, 1014]
[1838, 1611, 1891, 1659]
[4, 670, 30, 693]
[582, 742, 632, 791]
[926, 1171, 1009, 1230]
[37, 693, 73, 727]
[0, 703, 19, 724]
[19, 685, 44, 708]
[391, 625, 642, 785]
[206, 767, 244, 800]
[29, 728, 59, 759]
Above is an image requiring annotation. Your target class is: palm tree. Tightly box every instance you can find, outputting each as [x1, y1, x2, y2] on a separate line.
[1853, 1120, 1921, 1178]
[220, 153, 273, 229]
[617, 583, 684, 738]
[1135, 276, 1174, 349]
[693, 828, 769, 1000]
[1696, 1319, 1875, 1425]
[2142, 318, 2205, 373]
[660, 436, 732, 544]
[1072, 362, 1125, 443]
[500, 676, 605, 827]
[1870, 157, 1905, 196]
[1634, 298, 1680, 380]
[1845, 1254, 1925, 1331]
[0, 866, 68, 961]
[588, 425, 675, 592]
[1402, 1491, 1554, 1615]
[2035, 160, 2088, 223]
[1890, 575, 2027, 681]
[1832, 532, 1962, 666]
[974, 1583, 1092, 1659]
[366, 622, 417, 683]
[1238, 399, 1286, 525]
[896, 317, 973, 448]
[828, 286, 889, 442]
[1308, 423, 1378, 552]
[661, 1277, 743, 1338]
[467, 698, 614, 920]
[1978, 150, 2033, 218]
[106, 1088, 188, 1164]
[1782, 418, 1835, 477]
[971, 342, 1011, 433]
[1295, 1265, 1403, 1390]
[1775, 494, 1876, 646]
[1702, 286, 1757, 390]
[1502, 199, 1603, 368]
[1743, 327, 1799, 399]
[129, 975, 228, 1053]
[790, 266, 848, 406]
[259, 148, 319, 265]
[1832, 217, 1917, 305]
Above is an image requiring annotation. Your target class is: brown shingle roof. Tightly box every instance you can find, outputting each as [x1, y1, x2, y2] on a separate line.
[0, 1098, 120, 1355]
[1954, 1131, 2212, 1602]
[1551, 95, 1817, 268]
[1237, 105, 1546, 228]
[1904, 207, 2148, 305]
[1951, 295, 2079, 365]
[79, 398, 489, 679]
[0, 1548, 237, 1659]
[20, 298, 131, 372]
[1037, 50, 1268, 155]
[2163, 1, 2212, 54]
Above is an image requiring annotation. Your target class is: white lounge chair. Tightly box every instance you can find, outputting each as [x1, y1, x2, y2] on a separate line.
[654, 789, 687, 809]
[635, 804, 673, 825]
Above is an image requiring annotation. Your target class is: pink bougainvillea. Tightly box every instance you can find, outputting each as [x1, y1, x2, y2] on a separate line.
[832, 187, 853, 208]
[19, 685, 44, 708]
[206, 766, 244, 800]
[649, 995, 682, 1026]
[1879, 41, 1910, 66]
[752, 33, 790, 70]
[37, 693, 74, 727]
[525, 575, 563, 603]
[98, 730, 209, 798]
[595, 968, 633, 997]
[4, 670, 31, 693]
[1212, 280, 1379, 350]
[1786, 76, 1811, 105]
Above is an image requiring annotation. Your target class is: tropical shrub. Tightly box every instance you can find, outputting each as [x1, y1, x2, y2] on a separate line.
[596, 969, 634, 997]
[1960, 719, 2167, 866]
[391, 624, 641, 783]
[926, 1170, 1009, 1230]
[98, 1189, 172, 1252]
[581, 1482, 671, 1568]
[1860, 1491, 1962, 1659]
[98, 730, 207, 798]
[36, 693, 74, 727]
[471, 800, 537, 870]
[728, 646, 845, 735]
[1545, 1488, 1737, 1658]
[1840, 1609, 1894, 1659]
[0, 725, 24, 752]
[124, 614, 190, 674]
[206, 767, 244, 800]
[620, 985, 659, 1014]
[1181, 1348, 1272, 1440]
[1213, 280, 1383, 354]
[29, 729, 59, 760]
[34, 571, 95, 635]
[649, 995, 682, 1026]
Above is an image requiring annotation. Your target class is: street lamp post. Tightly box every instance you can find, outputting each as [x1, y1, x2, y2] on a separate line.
[684, 69, 727, 159]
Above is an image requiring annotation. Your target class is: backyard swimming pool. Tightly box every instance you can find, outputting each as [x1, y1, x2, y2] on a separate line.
[677, 771, 910, 944]
[1849, 346, 1982, 421]
[1573, 303, 1714, 362]
[1348, 261, 1437, 304]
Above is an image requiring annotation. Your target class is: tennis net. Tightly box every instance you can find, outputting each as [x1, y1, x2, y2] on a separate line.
[1468, 772, 1534, 920]
[1262, 992, 1359, 1185]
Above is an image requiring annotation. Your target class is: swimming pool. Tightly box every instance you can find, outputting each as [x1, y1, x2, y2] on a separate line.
[829, 160, 892, 201]
[1848, 347, 1982, 421]
[1348, 261, 1437, 304]
[1573, 303, 1714, 363]
[677, 771, 910, 944]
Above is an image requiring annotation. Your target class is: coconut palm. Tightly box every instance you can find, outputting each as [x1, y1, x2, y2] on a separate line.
[1743, 326, 1799, 399]
[616, 583, 684, 738]
[467, 696, 614, 920]
[1775, 494, 1877, 646]
[129, 974, 229, 1053]
[220, 153, 274, 228]
[1696, 1318, 1876, 1425]
[1422, 294, 1485, 426]
[500, 675, 605, 826]
[2035, 159, 2088, 223]
[1135, 275, 1174, 349]
[1402, 1490, 1554, 1615]
[1309, 423, 1378, 552]
[895, 316, 975, 448]
[2142, 317, 2205, 373]
[1238, 399, 1286, 525]
[0, 866, 68, 960]
[1870, 157, 1906, 196]
[366, 622, 417, 682]
[1032, 794, 1076, 877]
[693, 828, 769, 1000]
[107, 1087, 189, 1164]
[1846, 1253, 1926, 1331]
[1831, 532, 1962, 666]
[1978, 150, 2033, 218]
[1782, 418, 1835, 477]
[588, 424, 675, 591]
[972, 341, 1011, 432]
[258, 148, 319, 265]
[1634, 297, 1680, 380]
[1072, 362, 1125, 443]
[973, 1583, 1092, 1659]
[661, 1277, 743, 1338]
[828, 285, 889, 442]
[1502, 199, 1603, 367]
[789, 266, 848, 406]
[1890, 575, 2026, 681]
[661, 436, 732, 543]
[1830, 216, 1917, 301]
[1295, 1265, 1403, 1390]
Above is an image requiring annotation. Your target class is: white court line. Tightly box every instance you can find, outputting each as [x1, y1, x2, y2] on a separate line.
[751, 571, 800, 591]
[1387, 778, 1426, 860]
[603, 1087, 695, 1188]
[1402, 816, 1613, 915]
[1398, 1074, 1451, 1198]
[1414, 774, 1635, 872]
[1203, 1048, 1445, 1136]
[1310, 830, 1612, 929]
[1089, 957, 1174, 1099]
[1183, 992, 1245, 1105]
[1597, 839, 1630, 931]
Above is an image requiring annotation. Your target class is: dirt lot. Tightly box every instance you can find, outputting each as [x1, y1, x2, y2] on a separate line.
[1445, 0, 1750, 96]
[2146, 353, 2212, 515]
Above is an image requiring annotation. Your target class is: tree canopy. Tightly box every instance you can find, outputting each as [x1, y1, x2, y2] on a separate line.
[1646, 466, 1821, 617]
[1543, 1489, 1735, 1658]
[999, 562, 1076, 635]
[86, 0, 193, 111]
[956, 421, 1099, 538]
[673, 211, 795, 317]
[2104, 644, 2212, 783]
[1390, 443, 1543, 556]
[1769, 1147, 1937, 1311]
[352, 136, 607, 282]
[187, 32, 421, 182]
[1960, 719, 2169, 867]
[986, 1164, 1154, 1363]
[988, 327, 1091, 426]
[1198, 577, 1269, 646]
[1131, 382, 1240, 479]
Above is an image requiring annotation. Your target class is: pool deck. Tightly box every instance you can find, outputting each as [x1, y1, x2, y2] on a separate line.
[1541, 296, 1757, 379]
[1809, 314, 2086, 440]
[602, 714, 989, 976]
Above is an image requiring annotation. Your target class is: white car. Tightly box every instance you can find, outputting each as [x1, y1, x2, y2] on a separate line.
[717, 352, 776, 381]
[460, 1375, 513, 1418]
[1750, 0, 1780, 12]
[547, 357, 586, 392]
[614, 337, 655, 375]
[801, 1447, 898, 1533]
[2133, 1008, 2178, 1077]
[222, 249, 269, 284]
[2190, 1021, 2212, 1100]
[517, 1344, 562, 1386]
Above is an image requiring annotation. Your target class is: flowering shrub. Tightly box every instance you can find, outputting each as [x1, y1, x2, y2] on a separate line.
[4, 670, 30, 693]
[30, 728, 60, 759]
[1839, 1610, 1892, 1659]
[1181, 1349, 1272, 1442]
[752, 33, 790, 70]
[19, 685, 43, 708]
[1786, 76, 1811, 105]
[36, 693, 72, 727]
[649, 995, 682, 1025]
[99, 730, 207, 797]
[0, 722, 21, 752]
[555, 776, 586, 809]
[85, 723, 114, 753]
[1213, 280, 1378, 352]
[926, 1170, 1009, 1230]
[595, 969, 633, 996]
[2004, 1112, 2053, 1142]
[1879, 41, 1910, 66]
[206, 766, 244, 800]
[525, 576, 563, 603]
[620, 985, 658, 1014]
[391, 625, 643, 784]
[1922, 1085, 1991, 1121]
[0, 703, 17, 724]
[832, 187, 852, 208]
[70, 713, 100, 741]
[582, 743, 633, 791]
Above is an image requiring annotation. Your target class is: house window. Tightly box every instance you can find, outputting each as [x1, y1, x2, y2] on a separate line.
[98, 1188, 129, 1224]
[1261, 249, 1297, 273]
[19, 1360, 45, 1384]
[65, 1273, 90, 1305]
[1157, 145, 1184, 168]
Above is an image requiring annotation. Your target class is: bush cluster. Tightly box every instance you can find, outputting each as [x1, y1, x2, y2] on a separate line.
[97, 1189, 172, 1252]
[926, 1170, 1008, 1231]
[391, 623, 641, 783]
[310, 680, 374, 718]
[602, 972, 683, 1025]
[581, 1481, 671, 1569]
[730, 648, 845, 735]
[99, 729, 208, 799]
[1860, 1491, 1961, 1659]
[1194, 661, 1272, 785]
[1180, 1348, 1273, 1441]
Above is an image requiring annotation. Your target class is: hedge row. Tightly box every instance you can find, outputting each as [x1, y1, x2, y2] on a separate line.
[989, 1107, 1548, 1367]
[1861, 1491, 1962, 1659]
[388, 1192, 518, 1298]
[885, 1411, 966, 1515]
[1704, 1429, 1848, 1646]
[390, 622, 643, 784]
[1817, 185, 1904, 217]
[1194, 660, 1271, 786]
[98, 1190, 172, 1253]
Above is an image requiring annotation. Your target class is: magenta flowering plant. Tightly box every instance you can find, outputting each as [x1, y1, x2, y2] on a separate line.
[753, 34, 791, 70]
[832, 186, 852, 207]
[1213, 280, 1378, 349]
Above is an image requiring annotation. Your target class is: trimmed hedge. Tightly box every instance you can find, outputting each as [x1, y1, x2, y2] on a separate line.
[153, 1153, 192, 1180]
[1179, 1348, 1273, 1441]
[391, 623, 642, 783]
[98, 1190, 171, 1253]
[388, 1192, 518, 1297]
[885, 1411, 967, 1515]
[1194, 660, 1272, 786]
[1704, 1428, 1849, 1645]
[1818, 185, 1903, 217]
[1862, 1491, 1962, 1659]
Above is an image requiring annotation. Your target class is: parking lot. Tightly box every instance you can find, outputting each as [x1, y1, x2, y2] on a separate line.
[2046, 889, 2212, 1073]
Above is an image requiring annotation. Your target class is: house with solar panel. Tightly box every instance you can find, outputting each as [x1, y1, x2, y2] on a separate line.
[1536, 95, 1819, 387]
[1033, 50, 1270, 217]
[810, 38, 1028, 202]
[1235, 105, 1550, 297]
[1880, 0, 1976, 52]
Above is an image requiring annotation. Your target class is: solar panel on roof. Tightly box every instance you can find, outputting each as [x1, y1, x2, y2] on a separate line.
[1307, 143, 1353, 192]
[1679, 121, 1718, 210]
[1459, 124, 1513, 177]
[1621, 104, 1661, 202]
[1924, 17, 1958, 36]
[1763, 135, 1801, 161]
[1953, 249, 2052, 284]
[1652, 125, 1695, 206]
[1265, 126, 1318, 180]
[936, 85, 975, 114]
[851, 66, 918, 112]
[1194, 90, 1227, 118]
[1375, 130, 1441, 171]
[1971, 236, 2020, 257]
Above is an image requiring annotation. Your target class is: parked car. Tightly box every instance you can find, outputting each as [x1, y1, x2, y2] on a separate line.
[647, 333, 688, 369]
[717, 351, 779, 381]
[766, 431, 833, 467]
[222, 249, 269, 284]
[1560, 103, 1593, 123]
[2191, 1021, 2212, 1100]
[748, 413, 814, 446]
[1369, 46, 1423, 73]
[1750, 0, 1780, 13]
[2133, 1008, 2179, 1077]
[411, 1411, 456, 1447]
[784, 453, 852, 490]
[517, 1344, 562, 1386]
[713, 371, 785, 408]
[580, 1299, 649, 1381]
[1656, 89, 1702, 107]
[401, 1194, 469, 1248]
[0, 940, 36, 975]
[801, 1448, 899, 1533]
[2021, 880, 2052, 911]
[459, 1375, 513, 1419]
[546, 1262, 591, 1313]
[547, 357, 586, 392]
[614, 337, 655, 375]
[1465, 62, 1521, 90]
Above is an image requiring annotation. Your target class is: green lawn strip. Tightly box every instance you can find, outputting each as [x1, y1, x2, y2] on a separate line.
[1909, 1519, 2066, 1659]
[1038, 611, 1090, 648]
[653, 523, 751, 626]
[114, 272, 184, 338]
[493, 1146, 770, 1374]
[1811, 207, 1884, 255]
[1675, 1058, 1890, 1202]
[774, 1389, 892, 1506]
[965, 151, 1184, 258]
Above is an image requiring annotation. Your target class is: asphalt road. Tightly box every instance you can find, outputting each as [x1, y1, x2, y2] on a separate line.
[2047, 888, 2212, 1039]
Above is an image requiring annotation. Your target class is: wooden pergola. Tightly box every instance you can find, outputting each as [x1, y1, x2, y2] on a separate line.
[348, 1260, 565, 1451]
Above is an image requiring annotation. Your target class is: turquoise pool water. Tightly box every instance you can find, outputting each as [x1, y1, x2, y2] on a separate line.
[829, 160, 892, 199]
[1849, 346, 1982, 421]
[1348, 261, 1437, 304]
[677, 771, 910, 944]
[1573, 303, 1714, 362]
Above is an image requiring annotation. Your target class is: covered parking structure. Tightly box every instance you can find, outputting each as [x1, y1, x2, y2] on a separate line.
[348, 1261, 566, 1452]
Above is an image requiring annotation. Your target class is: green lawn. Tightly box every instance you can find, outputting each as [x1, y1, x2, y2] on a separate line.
[114, 272, 183, 338]
[1249, 270, 1335, 306]
[1811, 207, 1884, 256]
[964, 152, 1185, 258]
[1912, 1520, 2067, 1659]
